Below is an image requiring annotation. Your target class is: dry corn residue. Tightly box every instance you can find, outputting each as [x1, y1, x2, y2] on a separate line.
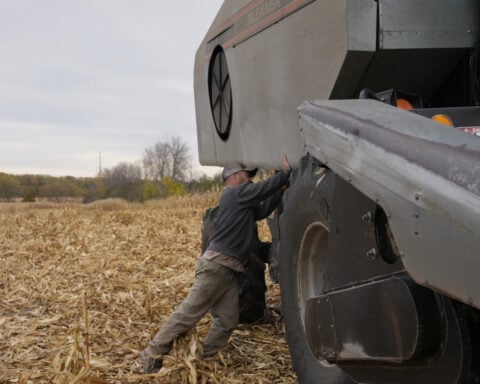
[0, 193, 296, 383]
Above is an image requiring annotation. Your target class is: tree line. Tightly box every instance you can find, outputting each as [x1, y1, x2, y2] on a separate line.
[0, 137, 223, 203]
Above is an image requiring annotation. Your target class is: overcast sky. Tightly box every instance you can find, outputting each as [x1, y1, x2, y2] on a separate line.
[0, 0, 223, 178]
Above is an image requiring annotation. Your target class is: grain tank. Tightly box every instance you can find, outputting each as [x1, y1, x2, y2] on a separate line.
[194, 1, 480, 382]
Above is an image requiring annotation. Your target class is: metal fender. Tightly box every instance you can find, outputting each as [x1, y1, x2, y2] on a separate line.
[298, 99, 480, 309]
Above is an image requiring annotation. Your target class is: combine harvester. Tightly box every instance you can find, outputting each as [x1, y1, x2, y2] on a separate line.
[194, 1, 480, 382]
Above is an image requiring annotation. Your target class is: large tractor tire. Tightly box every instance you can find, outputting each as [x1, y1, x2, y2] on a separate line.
[278, 155, 479, 384]
[201, 206, 269, 324]
[278, 158, 353, 384]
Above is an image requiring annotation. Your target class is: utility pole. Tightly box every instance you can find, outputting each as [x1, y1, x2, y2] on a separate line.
[96, 150, 105, 198]
[98, 151, 102, 177]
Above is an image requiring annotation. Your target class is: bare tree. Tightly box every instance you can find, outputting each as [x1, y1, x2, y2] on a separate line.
[169, 136, 190, 181]
[143, 142, 170, 181]
[143, 136, 191, 182]
[103, 162, 143, 189]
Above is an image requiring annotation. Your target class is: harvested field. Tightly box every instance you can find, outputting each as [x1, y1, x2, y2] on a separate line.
[0, 193, 296, 383]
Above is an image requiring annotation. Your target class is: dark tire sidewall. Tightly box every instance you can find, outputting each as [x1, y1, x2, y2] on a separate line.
[279, 166, 352, 384]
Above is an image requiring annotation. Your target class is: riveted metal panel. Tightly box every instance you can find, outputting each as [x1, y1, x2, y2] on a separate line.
[379, 0, 478, 49]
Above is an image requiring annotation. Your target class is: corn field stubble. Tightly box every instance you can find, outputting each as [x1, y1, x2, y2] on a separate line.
[0, 193, 296, 383]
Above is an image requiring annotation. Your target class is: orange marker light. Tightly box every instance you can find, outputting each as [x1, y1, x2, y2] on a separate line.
[396, 98, 413, 110]
[432, 114, 453, 127]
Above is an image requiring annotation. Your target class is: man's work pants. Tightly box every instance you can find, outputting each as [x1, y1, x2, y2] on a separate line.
[146, 257, 240, 356]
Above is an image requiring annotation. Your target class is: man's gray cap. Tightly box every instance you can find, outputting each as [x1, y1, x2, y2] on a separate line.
[222, 163, 258, 181]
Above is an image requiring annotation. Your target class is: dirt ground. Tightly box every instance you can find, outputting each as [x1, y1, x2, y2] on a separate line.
[0, 194, 296, 383]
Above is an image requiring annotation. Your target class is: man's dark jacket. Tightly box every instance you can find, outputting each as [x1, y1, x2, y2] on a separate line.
[207, 170, 290, 265]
